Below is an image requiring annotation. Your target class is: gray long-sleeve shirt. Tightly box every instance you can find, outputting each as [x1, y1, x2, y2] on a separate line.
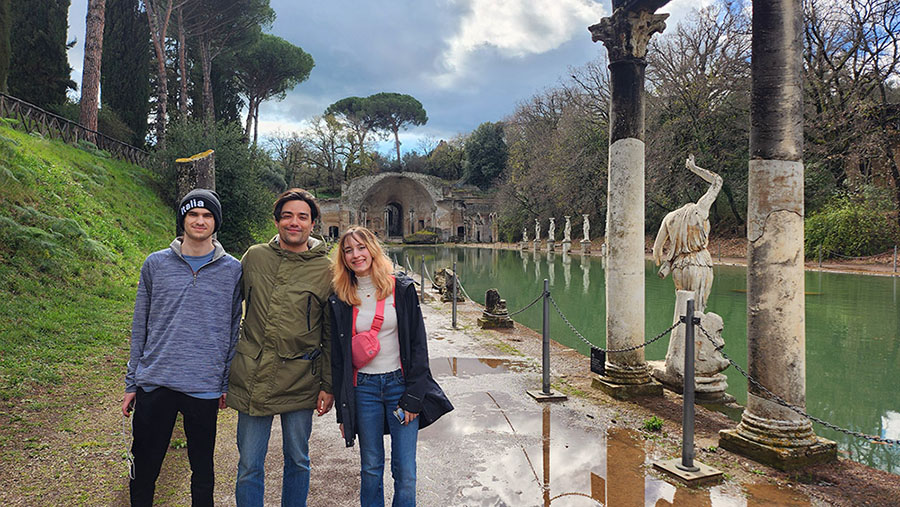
[125, 238, 243, 395]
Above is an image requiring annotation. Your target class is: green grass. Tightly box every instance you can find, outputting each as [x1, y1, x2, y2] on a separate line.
[0, 124, 172, 400]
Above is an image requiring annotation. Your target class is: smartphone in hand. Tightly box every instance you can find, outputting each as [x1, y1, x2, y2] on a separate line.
[393, 407, 405, 424]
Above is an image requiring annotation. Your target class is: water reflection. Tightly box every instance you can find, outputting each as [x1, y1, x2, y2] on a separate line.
[581, 255, 590, 295]
[423, 356, 812, 506]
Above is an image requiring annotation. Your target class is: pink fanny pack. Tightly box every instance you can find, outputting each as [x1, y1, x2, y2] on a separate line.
[351, 277, 394, 369]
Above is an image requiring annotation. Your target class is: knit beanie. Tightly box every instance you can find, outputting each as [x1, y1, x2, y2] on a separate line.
[178, 189, 222, 233]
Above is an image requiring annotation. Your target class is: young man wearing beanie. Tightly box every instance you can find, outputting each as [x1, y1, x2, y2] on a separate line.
[122, 188, 242, 507]
[226, 188, 333, 506]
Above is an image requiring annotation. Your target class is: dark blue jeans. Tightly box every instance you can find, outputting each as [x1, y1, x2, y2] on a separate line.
[355, 369, 419, 507]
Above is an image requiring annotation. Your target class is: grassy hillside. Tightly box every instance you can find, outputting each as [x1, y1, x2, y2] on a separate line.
[0, 123, 178, 503]
[0, 123, 172, 400]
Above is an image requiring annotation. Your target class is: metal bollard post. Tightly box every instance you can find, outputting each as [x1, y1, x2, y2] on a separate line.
[542, 279, 551, 395]
[420, 255, 425, 300]
[678, 299, 700, 472]
[452, 261, 458, 329]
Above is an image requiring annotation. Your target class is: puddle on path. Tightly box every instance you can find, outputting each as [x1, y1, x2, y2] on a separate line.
[422, 357, 813, 507]
[429, 356, 531, 378]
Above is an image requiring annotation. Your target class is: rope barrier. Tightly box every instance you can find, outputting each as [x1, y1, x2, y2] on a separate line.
[697, 324, 898, 447]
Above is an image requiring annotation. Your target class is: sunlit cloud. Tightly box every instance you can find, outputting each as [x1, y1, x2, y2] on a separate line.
[433, 0, 606, 87]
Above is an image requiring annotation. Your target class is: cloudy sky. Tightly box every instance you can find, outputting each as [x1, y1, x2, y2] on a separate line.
[67, 0, 709, 151]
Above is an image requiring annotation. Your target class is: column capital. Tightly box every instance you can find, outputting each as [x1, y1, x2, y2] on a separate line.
[589, 8, 668, 62]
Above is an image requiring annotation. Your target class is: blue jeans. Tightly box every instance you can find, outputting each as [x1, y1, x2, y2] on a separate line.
[235, 409, 314, 507]
[355, 369, 419, 507]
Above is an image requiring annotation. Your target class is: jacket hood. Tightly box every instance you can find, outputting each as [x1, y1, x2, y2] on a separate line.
[268, 234, 328, 259]
[169, 237, 226, 261]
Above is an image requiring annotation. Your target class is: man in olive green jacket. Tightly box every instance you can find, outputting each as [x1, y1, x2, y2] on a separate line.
[227, 188, 333, 507]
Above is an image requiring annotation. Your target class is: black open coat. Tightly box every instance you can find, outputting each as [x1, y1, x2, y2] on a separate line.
[329, 274, 453, 448]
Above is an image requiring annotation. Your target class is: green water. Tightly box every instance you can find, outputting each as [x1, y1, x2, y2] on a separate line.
[392, 246, 900, 474]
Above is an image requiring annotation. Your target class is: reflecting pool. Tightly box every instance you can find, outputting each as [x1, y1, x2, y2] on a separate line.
[392, 246, 900, 474]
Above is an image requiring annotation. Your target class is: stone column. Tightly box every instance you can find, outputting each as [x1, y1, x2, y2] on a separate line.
[719, 0, 836, 470]
[361, 207, 368, 228]
[384, 207, 390, 237]
[431, 206, 437, 232]
[589, 4, 667, 398]
[409, 208, 415, 235]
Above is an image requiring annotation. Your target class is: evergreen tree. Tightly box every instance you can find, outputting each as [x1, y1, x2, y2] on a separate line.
[101, 0, 150, 147]
[9, 0, 75, 108]
[0, 0, 10, 93]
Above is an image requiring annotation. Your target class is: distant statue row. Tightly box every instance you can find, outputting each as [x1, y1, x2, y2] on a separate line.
[525, 214, 591, 243]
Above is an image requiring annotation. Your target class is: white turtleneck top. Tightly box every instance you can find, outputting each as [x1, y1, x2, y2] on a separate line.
[354, 275, 401, 374]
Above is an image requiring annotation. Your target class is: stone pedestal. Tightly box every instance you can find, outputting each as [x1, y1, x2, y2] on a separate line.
[650, 290, 733, 404]
[581, 239, 591, 255]
[533, 239, 539, 252]
[547, 240, 555, 252]
[562, 240, 571, 255]
[477, 289, 514, 329]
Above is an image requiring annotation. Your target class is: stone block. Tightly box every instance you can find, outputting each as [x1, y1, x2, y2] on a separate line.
[718, 429, 837, 471]
[592, 376, 663, 400]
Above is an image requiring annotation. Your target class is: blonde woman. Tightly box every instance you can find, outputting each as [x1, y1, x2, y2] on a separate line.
[328, 227, 451, 507]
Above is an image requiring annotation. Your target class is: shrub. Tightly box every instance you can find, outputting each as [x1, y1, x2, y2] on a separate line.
[152, 119, 274, 254]
[48, 102, 136, 146]
[805, 195, 900, 258]
[403, 230, 439, 244]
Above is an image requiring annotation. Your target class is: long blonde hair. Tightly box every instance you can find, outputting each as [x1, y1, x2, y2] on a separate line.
[332, 226, 394, 306]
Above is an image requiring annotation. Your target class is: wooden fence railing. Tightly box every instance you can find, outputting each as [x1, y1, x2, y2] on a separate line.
[0, 92, 149, 165]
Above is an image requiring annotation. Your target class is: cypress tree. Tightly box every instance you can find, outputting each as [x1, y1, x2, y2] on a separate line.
[0, 0, 10, 93]
[9, 0, 75, 108]
[101, 0, 150, 146]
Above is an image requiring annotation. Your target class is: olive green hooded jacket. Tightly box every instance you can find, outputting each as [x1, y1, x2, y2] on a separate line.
[226, 235, 333, 416]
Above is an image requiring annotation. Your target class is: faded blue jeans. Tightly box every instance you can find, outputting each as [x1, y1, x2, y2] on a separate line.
[235, 408, 314, 507]
[355, 369, 419, 507]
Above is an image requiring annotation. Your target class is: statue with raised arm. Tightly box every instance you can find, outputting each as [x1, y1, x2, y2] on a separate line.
[652, 154, 722, 312]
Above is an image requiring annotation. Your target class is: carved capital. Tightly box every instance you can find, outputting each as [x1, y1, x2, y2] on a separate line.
[589, 9, 668, 62]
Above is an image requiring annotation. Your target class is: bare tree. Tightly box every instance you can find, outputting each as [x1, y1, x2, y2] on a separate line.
[803, 0, 900, 214]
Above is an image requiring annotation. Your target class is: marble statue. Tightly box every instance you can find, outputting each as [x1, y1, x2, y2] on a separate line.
[582, 214, 590, 242]
[534, 218, 540, 242]
[548, 218, 556, 241]
[651, 154, 722, 312]
[523, 227, 528, 242]
[564, 216, 571, 242]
